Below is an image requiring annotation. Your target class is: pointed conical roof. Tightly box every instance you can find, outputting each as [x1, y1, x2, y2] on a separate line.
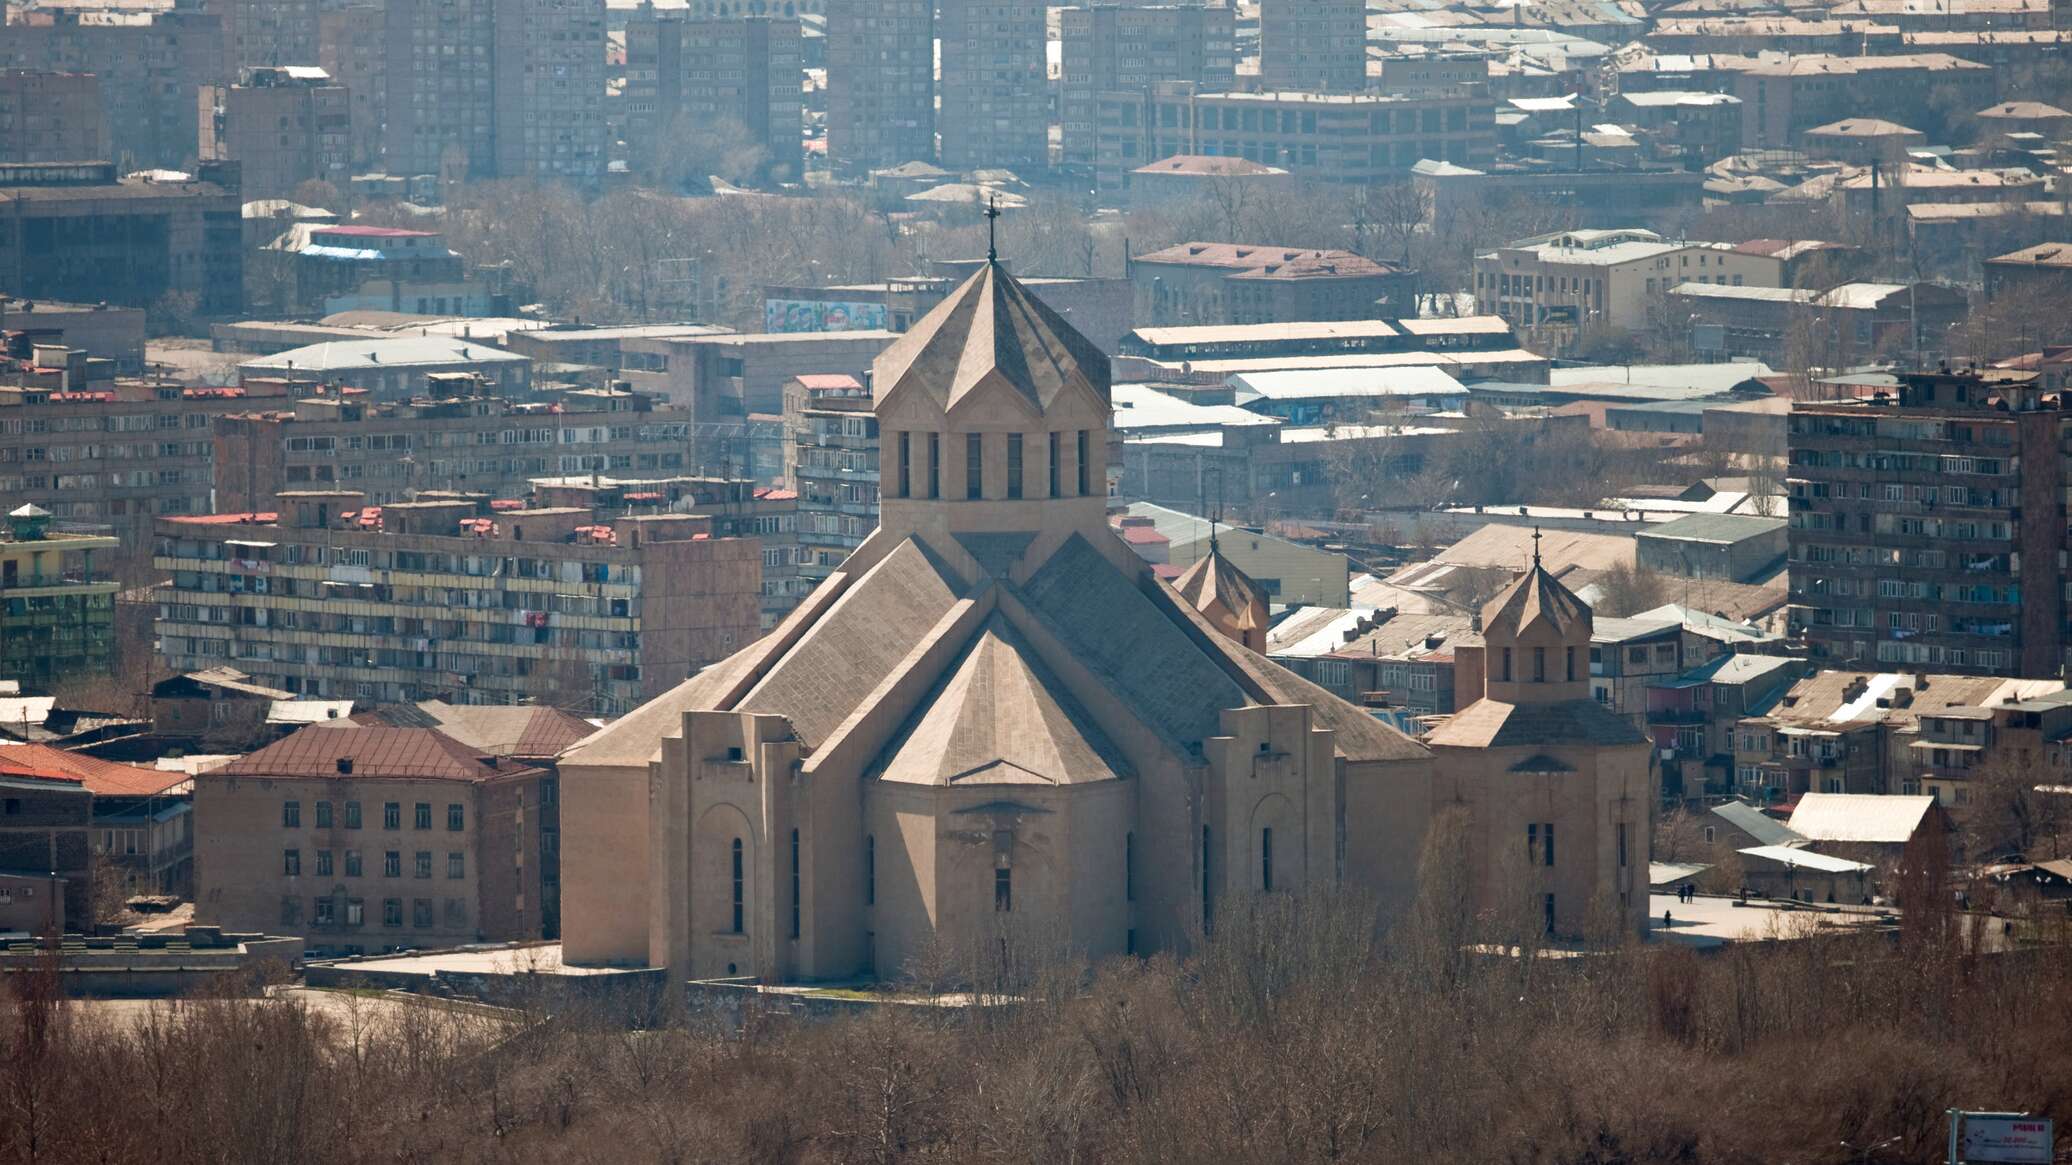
[875, 614, 1126, 786]
[1172, 546, 1267, 635]
[872, 261, 1110, 418]
[1480, 561, 1592, 643]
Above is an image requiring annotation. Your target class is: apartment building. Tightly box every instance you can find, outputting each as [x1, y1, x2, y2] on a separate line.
[824, 0, 932, 177]
[1726, 53, 1995, 149]
[1131, 242, 1415, 327]
[492, 0, 608, 185]
[1095, 83, 1495, 193]
[1786, 368, 2064, 677]
[0, 4, 224, 169]
[383, 0, 495, 179]
[780, 373, 876, 600]
[0, 162, 244, 315]
[0, 505, 117, 684]
[0, 71, 107, 165]
[938, 0, 1048, 171]
[1057, 4, 1236, 169]
[154, 487, 761, 715]
[0, 379, 277, 557]
[193, 726, 555, 954]
[216, 0, 318, 74]
[318, 5, 385, 168]
[1259, 0, 1368, 93]
[624, 9, 804, 185]
[213, 384, 694, 512]
[200, 67, 352, 202]
[1472, 228, 1778, 345]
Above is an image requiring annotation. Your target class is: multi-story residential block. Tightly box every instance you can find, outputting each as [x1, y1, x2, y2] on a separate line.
[1057, 4, 1236, 170]
[0, 4, 224, 169]
[1786, 368, 2062, 677]
[1269, 609, 1476, 715]
[1259, 0, 1368, 92]
[0, 71, 107, 165]
[1725, 53, 1994, 149]
[193, 725, 558, 954]
[624, 8, 803, 185]
[318, 5, 385, 169]
[824, 0, 932, 177]
[781, 373, 876, 598]
[1472, 228, 1780, 349]
[0, 379, 278, 560]
[1642, 653, 1808, 800]
[215, 0, 318, 75]
[1670, 281, 1968, 368]
[200, 67, 352, 202]
[1131, 242, 1415, 327]
[0, 504, 117, 684]
[491, 0, 608, 185]
[152, 486, 762, 714]
[0, 743, 194, 898]
[937, 0, 1047, 171]
[1095, 82, 1495, 193]
[212, 384, 694, 511]
[382, 0, 495, 180]
[0, 162, 244, 315]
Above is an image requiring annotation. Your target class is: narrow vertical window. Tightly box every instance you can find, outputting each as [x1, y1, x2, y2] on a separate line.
[1077, 430, 1090, 496]
[1500, 647, 1512, 681]
[1566, 646, 1576, 682]
[1533, 646, 1546, 682]
[730, 838, 744, 934]
[865, 834, 875, 906]
[1261, 827, 1274, 893]
[896, 432, 911, 498]
[1049, 431, 1061, 497]
[1125, 831, 1135, 901]
[1007, 433, 1023, 499]
[1544, 823, 1555, 867]
[927, 432, 940, 498]
[995, 863, 1013, 913]
[1543, 893, 1556, 935]
[1201, 825, 1213, 933]
[789, 828, 801, 939]
[1616, 823, 1628, 869]
[1527, 822, 1538, 862]
[966, 432, 983, 499]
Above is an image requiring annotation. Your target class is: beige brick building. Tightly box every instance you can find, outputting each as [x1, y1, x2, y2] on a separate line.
[194, 726, 563, 953]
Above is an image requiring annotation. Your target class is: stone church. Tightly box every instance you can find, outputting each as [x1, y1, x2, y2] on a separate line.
[557, 261, 1649, 982]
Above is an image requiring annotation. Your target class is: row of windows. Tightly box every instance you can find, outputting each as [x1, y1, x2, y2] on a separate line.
[282, 848, 465, 879]
[282, 894, 467, 930]
[889, 430, 1091, 501]
[284, 799, 462, 831]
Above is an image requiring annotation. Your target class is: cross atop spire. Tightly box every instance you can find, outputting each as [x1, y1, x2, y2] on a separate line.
[984, 195, 1001, 264]
[1531, 525, 1543, 569]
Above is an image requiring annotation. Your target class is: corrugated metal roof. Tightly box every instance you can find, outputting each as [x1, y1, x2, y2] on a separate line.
[1738, 844, 1873, 873]
[1786, 793, 1937, 844]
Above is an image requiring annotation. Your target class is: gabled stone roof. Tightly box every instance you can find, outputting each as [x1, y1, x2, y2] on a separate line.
[875, 615, 1126, 786]
[1425, 699, 1646, 749]
[1172, 547, 1267, 635]
[1481, 562, 1593, 642]
[872, 261, 1110, 419]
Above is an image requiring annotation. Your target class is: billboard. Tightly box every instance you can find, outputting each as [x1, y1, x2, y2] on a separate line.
[764, 299, 890, 334]
[1956, 1113, 2054, 1164]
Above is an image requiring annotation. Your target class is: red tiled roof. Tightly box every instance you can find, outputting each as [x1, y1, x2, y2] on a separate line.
[1116, 525, 1171, 546]
[0, 744, 187, 796]
[794, 373, 865, 391]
